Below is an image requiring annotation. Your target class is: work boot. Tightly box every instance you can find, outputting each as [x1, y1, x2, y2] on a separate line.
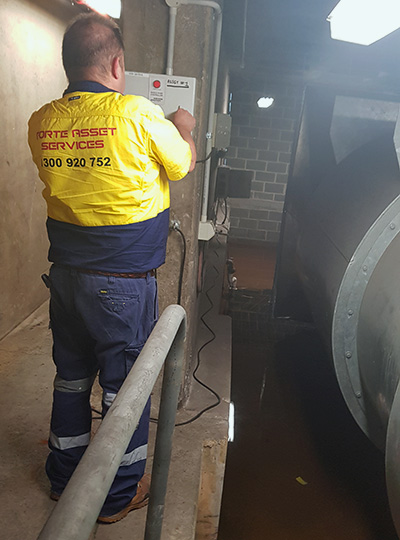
[97, 473, 150, 524]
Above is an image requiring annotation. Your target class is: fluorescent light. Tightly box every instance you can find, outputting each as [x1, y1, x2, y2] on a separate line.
[257, 96, 274, 109]
[327, 0, 400, 46]
[228, 402, 235, 442]
[76, 0, 121, 19]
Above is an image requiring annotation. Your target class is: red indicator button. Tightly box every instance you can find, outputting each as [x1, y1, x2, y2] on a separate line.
[153, 80, 161, 89]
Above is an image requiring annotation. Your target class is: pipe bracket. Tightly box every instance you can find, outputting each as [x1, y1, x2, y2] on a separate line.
[165, 0, 182, 7]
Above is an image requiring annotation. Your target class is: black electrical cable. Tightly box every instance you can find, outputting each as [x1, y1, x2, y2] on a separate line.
[175, 237, 223, 425]
[196, 149, 214, 164]
[91, 406, 102, 420]
[221, 197, 228, 225]
[150, 237, 222, 427]
[174, 226, 186, 306]
[214, 197, 221, 223]
[174, 278, 221, 426]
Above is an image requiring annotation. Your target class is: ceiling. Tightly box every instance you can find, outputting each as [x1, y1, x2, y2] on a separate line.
[224, 0, 400, 83]
[244, 0, 338, 48]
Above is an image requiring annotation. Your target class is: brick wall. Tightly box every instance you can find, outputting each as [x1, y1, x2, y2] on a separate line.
[223, 32, 400, 244]
[228, 205, 285, 244]
[225, 76, 303, 242]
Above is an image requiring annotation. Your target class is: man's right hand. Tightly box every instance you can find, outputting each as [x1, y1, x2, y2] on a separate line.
[171, 107, 196, 133]
[171, 107, 197, 172]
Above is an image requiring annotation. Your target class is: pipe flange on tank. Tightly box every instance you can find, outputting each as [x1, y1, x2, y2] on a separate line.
[332, 195, 400, 450]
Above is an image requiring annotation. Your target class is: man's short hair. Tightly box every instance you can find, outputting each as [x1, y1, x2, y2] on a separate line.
[62, 13, 124, 82]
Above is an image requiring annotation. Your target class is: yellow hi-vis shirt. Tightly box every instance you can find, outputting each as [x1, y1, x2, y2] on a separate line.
[28, 90, 191, 227]
[27, 84, 192, 272]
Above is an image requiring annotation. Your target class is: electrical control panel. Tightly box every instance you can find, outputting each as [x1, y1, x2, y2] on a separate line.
[125, 72, 196, 118]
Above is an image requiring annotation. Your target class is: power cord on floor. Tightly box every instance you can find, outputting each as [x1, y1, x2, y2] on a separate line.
[150, 233, 223, 427]
[91, 406, 102, 420]
[175, 263, 222, 426]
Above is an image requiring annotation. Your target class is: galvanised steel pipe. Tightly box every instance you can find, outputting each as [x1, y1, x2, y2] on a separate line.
[37, 304, 186, 540]
[144, 313, 186, 540]
[166, 7, 177, 76]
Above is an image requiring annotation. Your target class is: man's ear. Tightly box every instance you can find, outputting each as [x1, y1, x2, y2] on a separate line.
[111, 55, 122, 80]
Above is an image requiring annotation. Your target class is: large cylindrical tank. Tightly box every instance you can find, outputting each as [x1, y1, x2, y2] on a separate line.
[273, 86, 400, 532]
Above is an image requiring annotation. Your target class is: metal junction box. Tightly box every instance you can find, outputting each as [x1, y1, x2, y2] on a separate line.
[125, 72, 196, 118]
[213, 113, 232, 149]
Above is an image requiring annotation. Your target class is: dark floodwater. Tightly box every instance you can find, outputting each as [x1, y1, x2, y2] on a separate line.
[218, 289, 398, 540]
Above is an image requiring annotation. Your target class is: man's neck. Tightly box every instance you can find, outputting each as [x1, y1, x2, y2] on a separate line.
[64, 80, 118, 95]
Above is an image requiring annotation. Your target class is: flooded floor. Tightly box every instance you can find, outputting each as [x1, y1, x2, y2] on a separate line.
[218, 240, 398, 540]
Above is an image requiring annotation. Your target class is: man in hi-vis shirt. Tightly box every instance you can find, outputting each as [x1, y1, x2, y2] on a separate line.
[28, 12, 196, 523]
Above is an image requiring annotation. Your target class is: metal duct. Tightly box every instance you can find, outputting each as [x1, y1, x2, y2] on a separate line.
[273, 85, 400, 533]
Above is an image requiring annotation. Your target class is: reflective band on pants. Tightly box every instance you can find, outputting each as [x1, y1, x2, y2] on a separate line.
[54, 374, 96, 393]
[103, 391, 117, 409]
[120, 444, 147, 467]
[49, 431, 91, 451]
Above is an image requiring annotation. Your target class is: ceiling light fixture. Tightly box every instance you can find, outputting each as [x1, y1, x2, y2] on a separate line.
[327, 0, 400, 46]
[257, 96, 274, 109]
[75, 0, 121, 19]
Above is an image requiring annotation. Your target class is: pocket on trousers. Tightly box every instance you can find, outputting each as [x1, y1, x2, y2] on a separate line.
[125, 345, 144, 375]
[98, 290, 139, 314]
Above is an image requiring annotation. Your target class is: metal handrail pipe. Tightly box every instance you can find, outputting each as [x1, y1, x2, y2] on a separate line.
[37, 304, 186, 540]
[144, 307, 186, 540]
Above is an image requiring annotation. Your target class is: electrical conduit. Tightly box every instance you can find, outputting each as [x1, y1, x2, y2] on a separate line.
[165, 0, 223, 227]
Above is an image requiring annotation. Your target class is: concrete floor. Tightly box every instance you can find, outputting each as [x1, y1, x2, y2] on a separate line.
[0, 304, 55, 538]
[0, 235, 231, 540]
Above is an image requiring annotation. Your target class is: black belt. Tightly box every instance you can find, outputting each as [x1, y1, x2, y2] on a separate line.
[73, 268, 156, 279]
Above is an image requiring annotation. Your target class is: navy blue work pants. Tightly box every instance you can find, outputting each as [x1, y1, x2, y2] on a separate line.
[46, 265, 158, 517]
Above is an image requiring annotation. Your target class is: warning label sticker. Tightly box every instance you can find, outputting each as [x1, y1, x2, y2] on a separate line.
[149, 77, 165, 107]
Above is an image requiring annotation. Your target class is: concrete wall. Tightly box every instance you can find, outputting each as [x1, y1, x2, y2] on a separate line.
[0, 0, 75, 339]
